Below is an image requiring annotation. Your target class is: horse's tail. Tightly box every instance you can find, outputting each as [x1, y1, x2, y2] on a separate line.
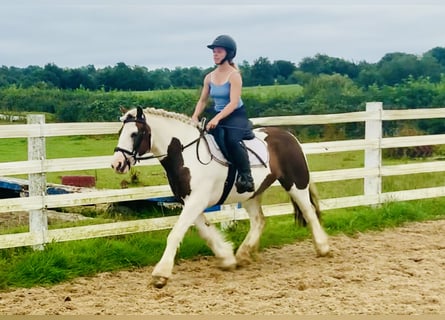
[291, 181, 321, 227]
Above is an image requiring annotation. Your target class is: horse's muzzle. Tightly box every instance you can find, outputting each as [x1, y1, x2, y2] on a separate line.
[111, 153, 132, 174]
[111, 161, 128, 174]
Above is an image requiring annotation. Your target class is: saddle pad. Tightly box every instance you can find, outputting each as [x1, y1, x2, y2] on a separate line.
[204, 133, 269, 167]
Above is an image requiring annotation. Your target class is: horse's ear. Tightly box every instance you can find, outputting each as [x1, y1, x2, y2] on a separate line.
[119, 106, 128, 115]
[136, 106, 144, 119]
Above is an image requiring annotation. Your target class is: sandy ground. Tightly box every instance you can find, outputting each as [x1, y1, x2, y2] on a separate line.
[0, 219, 444, 315]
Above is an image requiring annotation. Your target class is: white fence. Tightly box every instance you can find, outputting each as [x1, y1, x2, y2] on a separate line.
[0, 102, 444, 249]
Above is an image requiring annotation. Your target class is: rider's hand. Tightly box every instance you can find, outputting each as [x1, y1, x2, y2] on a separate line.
[206, 118, 219, 131]
[191, 115, 199, 124]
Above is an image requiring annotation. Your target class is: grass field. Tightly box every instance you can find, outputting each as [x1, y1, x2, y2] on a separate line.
[2, 134, 443, 192]
[1, 134, 444, 212]
[130, 84, 304, 98]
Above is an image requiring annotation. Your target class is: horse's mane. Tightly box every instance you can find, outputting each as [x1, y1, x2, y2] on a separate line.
[143, 107, 197, 127]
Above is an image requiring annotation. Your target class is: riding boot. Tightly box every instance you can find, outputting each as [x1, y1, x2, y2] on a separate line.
[236, 170, 254, 193]
[232, 143, 255, 193]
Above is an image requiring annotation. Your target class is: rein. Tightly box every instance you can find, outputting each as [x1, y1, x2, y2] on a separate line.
[133, 132, 211, 165]
[115, 116, 212, 165]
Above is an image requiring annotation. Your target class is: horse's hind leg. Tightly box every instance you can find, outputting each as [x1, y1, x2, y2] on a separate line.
[236, 196, 265, 266]
[288, 185, 330, 256]
[194, 213, 237, 270]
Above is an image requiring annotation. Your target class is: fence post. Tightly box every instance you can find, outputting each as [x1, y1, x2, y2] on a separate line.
[364, 102, 383, 204]
[28, 114, 47, 250]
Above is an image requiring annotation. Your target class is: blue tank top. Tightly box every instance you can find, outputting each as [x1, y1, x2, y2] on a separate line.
[209, 72, 243, 112]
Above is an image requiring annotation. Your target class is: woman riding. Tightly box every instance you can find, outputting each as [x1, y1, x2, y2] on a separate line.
[192, 34, 255, 194]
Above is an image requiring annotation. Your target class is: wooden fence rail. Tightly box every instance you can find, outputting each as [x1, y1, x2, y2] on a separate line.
[0, 102, 444, 249]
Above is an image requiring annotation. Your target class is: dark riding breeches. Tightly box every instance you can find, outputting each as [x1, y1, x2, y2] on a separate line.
[208, 106, 255, 193]
[208, 106, 254, 168]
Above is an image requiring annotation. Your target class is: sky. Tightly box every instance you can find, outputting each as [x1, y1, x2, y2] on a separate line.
[1, 0, 444, 70]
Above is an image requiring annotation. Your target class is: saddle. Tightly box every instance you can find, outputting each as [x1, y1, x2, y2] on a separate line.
[203, 133, 269, 204]
[203, 133, 269, 167]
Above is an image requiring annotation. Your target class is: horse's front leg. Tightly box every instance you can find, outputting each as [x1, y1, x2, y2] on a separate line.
[151, 201, 206, 288]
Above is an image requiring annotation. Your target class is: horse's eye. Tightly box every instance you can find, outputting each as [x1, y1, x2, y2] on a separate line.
[131, 132, 137, 138]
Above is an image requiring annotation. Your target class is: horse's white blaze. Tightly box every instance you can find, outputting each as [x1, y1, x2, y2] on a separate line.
[288, 185, 330, 256]
[111, 121, 139, 173]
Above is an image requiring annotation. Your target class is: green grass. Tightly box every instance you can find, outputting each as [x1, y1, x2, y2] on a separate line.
[0, 138, 28, 162]
[0, 134, 168, 189]
[243, 84, 303, 99]
[0, 135, 117, 162]
[46, 135, 117, 159]
[130, 84, 303, 97]
[3, 135, 443, 194]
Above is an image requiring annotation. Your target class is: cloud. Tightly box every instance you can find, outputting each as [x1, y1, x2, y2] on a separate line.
[1, 1, 444, 69]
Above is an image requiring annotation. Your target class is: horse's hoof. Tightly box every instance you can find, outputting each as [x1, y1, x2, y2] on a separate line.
[219, 261, 237, 271]
[152, 276, 168, 288]
[316, 243, 330, 257]
[235, 253, 252, 267]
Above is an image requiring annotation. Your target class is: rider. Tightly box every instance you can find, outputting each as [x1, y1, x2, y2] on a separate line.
[192, 35, 255, 193]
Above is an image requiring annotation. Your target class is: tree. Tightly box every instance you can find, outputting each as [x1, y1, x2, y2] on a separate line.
[64, 66, 97, 90]
[129, 66, 151, 91]
[238, 60, 252, 86]
[391, 76, 436, 108]
[376, 52, 422, 86]
[418, 55, 444, 83]
[425, 47, 445, 66]
[22, 65, 45, 88]
[299, 54, 360, 79]
[168, 67, 204, 89]
[421, 47, 445, 82]
[303, 74, 365, 139]
[303, 73, 364, 114]
[250, 57, 274, 86]
[357, 63, 383, 87]
[42, 63, 65, 88]
[273, 60, 296, 83]
[147, 68, 172, 90]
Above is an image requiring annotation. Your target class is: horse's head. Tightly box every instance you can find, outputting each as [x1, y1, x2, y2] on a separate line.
[111, 106, 151, 173]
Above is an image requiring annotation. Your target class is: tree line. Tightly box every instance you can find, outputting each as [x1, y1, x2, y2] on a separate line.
[1, 47, 445, 90]
[1, 46, 444, 146]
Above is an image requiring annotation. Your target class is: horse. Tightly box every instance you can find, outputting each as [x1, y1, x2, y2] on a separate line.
[111, 106, 329, 288]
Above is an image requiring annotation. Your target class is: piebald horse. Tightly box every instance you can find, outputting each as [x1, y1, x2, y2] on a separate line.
[111, 106, 329, 288]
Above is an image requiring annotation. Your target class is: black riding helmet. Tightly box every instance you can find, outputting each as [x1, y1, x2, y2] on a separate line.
[207, 35, 237, 64]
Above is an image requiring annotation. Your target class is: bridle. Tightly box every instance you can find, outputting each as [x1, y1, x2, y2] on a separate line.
[113, 117, 152, 168]
[114, 117, 212, 169]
